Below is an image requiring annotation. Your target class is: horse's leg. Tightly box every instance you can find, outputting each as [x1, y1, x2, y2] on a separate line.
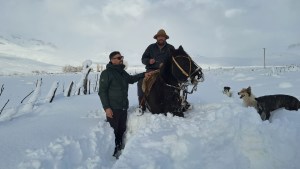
[162, 87, 185, 117]
[173, 111, 184, 117]
[146, 81, 165, 114]
[181, 95, 191, 112]
[174, 90, 185, 117]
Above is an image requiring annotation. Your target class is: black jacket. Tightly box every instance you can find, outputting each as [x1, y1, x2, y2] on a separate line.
[98, 63, 144, 110]
[141, 43, 175, 70]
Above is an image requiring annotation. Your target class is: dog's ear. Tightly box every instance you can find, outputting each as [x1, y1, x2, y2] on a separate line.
[246, 86, 251, 95]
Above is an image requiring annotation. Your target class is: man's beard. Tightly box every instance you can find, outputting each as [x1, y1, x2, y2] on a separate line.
[157, 39, 166, 46]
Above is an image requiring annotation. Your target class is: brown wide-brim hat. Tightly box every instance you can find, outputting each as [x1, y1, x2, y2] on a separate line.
[153, 29, 169, 39]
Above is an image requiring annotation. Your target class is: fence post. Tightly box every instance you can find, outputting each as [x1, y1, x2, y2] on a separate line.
[67, 81, 74, 97]
[0, 99, 9, 115]
[83, 68, 92, 95]
[0, 84, 4, 96]
[21, 90, 34, 103]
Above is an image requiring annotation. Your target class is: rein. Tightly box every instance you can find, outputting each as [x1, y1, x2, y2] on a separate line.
[171, 55, 203, 82]
[172, 56, 191, 77]
[167, 55, 202, 92]
[168, 55, 202, 106]
[165, 82, 198, 94]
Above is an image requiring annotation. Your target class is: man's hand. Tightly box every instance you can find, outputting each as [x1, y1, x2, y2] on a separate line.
[149, 58, 155, 64]
[144, 71, 153, 78]
[105, 108, 113, 118]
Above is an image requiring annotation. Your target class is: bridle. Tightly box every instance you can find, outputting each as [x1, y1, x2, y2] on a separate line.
[160, 55, 204, 110]
[171, 55, 204, 84]
[172, 56, 191, 77]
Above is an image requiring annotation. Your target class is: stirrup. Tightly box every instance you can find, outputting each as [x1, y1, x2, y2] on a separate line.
[138, 106, 145, 116]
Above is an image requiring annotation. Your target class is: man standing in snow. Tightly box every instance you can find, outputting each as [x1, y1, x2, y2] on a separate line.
[137, 29, 175, 111]
[98, 51, 151, 158]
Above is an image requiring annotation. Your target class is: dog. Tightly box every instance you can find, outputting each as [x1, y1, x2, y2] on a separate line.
[223, 86, 232, 97]
[238, 86, 300, 121]
[255, 95, 300, 120]
[237, 86, 258, 109]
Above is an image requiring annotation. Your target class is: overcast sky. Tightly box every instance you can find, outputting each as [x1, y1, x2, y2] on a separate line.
[0, 0, 299, 67]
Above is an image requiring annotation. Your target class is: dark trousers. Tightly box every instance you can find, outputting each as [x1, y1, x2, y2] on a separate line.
[106, 109, 127, 147]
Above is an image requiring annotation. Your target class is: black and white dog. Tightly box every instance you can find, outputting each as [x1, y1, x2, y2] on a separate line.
[238, 86, 300, 121]
[223, 86, 232, 97]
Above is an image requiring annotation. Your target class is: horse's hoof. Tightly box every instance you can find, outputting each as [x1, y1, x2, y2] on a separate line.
[173, 112, 184, 117]
[183, 103, 192, 111]
[187, 104, 192, 110]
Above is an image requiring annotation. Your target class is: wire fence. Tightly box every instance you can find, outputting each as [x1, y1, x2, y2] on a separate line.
[0, 74, 100, 116]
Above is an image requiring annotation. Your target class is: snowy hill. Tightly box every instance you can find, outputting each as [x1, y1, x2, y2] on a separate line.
[0, 35, 57, 49]
[0, 35, 62, 74]
[288, 43, 300, 50]
[0, 66, 300, 169]
[0, 35, 144, 75]
[0, 54, 61, 75]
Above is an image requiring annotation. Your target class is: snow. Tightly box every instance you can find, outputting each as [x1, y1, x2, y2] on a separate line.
[75, 61, 92, 95]
[45, 81, 59, 103]
[1, 66, 300, 169]
[20, 78, 42, 112]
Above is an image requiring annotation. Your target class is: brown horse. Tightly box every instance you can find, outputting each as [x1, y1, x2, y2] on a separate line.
[142, 46, 204, 117]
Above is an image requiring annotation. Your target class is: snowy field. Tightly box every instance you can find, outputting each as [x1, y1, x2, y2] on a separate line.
[1, 65, 300, 169]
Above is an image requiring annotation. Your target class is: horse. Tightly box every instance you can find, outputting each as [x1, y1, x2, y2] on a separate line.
[141, 45, 204, 117]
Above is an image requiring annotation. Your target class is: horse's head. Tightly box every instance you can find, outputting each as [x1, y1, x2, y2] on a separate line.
[170, 46, 204, 84]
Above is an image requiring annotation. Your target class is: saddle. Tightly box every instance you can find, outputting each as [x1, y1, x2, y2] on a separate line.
[142, 70, 160, 96]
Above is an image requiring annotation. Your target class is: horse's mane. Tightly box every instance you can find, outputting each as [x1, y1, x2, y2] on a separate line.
[159, 45, 191, 84]
[159, 54, 176, 84]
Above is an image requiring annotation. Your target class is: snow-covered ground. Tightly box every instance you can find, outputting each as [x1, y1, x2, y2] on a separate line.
[1, 65, 300, 169]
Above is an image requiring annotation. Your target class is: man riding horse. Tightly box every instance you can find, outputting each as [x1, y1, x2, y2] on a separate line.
[138, 29, 191, 113]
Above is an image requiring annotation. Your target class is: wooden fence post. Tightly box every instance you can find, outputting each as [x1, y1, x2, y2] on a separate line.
[0, 84, 4, 96]
[83, 68, 92, 95]
[67, 81, 74, 97]
[0, 99, 9, 115]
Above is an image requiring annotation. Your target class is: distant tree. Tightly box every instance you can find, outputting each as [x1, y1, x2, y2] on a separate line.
[62, 65, 83, 73]
[31, 70, 48, 74]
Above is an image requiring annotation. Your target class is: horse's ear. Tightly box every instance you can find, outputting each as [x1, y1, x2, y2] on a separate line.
[178, 45, 187, 55]
[178, 45, 184, 51]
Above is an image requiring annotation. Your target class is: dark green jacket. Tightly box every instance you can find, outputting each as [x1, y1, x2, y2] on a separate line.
[98, 63, 144, 110]
[141, 42, 175, 70]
